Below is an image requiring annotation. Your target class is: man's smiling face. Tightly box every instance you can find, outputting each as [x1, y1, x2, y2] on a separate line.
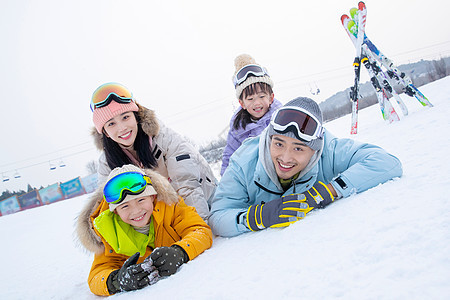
[270, 134, 315, 180]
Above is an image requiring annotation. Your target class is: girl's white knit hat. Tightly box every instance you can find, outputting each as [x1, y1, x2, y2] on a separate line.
[233, 54, 274, 99]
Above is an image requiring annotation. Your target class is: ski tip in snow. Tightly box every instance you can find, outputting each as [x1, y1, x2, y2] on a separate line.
[358, 1, 366, 10]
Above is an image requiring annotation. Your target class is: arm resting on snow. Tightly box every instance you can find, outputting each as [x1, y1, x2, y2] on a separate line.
[209, 162, 254, 237]
[322, 136, 403, 198]
[88, 253, 126, 296]
[170, 198, 213, 260]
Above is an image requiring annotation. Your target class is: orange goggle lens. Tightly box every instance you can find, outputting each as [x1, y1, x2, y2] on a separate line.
[90, 83, 133, 111]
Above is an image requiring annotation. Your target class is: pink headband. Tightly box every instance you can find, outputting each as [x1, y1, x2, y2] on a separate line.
[92, 100, 139, 133]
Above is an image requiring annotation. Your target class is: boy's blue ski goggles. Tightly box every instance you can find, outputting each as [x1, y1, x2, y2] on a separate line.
[103, 172, 153, 204]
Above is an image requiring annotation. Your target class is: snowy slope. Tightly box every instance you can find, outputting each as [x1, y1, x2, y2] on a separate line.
[1, 77, 449, 299]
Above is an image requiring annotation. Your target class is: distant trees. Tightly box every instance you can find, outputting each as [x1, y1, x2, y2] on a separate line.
[86, 160, 98, 175]
[430, 57, 448, 80]
[199, 137, 226, 163]
[0, 189, 26, 201]
[0, 183, 41, 201]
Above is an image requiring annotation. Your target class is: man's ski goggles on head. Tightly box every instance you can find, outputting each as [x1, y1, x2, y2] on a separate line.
[103, 172, 153, 205]
[232, 64, 269, 87]
[90, 82, 134, 112]
[271, 106, 324, 142]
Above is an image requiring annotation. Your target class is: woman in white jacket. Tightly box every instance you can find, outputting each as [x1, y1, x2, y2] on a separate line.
[90, 82, 217, 219]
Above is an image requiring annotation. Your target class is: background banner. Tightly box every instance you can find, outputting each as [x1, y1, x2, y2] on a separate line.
[18, 190, 42, 210]
[60, 177, 85, 199]
[81, 173, 98, 194]
[0, 196, 21, 215]
[39, 183, 64, 204]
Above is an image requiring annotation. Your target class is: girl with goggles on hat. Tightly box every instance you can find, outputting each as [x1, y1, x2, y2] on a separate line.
[209, 97, 403, 237]
[76, 164, 212, 296]
[90, 82, 217, 220]
[220, 54, 283, 176]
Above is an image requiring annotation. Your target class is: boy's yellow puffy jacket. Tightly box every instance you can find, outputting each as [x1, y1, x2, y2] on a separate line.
[76, 169, 213, 296]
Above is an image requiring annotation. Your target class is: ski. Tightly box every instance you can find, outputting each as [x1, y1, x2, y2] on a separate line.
[349, 16, 433, 107]
[344, 13, 401, 121]
[361, 53, 400, 123]
[350, 57, 360, 135]
[342, 13, 360, 134]
[362, 44, 409, 116]
[341, 1, 366, 134]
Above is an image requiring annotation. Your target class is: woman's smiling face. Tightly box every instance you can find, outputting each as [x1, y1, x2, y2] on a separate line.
[103, 111, 138, 148]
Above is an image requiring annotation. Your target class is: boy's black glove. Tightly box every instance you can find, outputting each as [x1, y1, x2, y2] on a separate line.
[150, 245, 189, 277]
[246, 181, 334, 231]
[107, 252, 159, 294]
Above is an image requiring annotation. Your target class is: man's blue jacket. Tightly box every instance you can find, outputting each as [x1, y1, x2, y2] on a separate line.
[209, 128, 403, 237]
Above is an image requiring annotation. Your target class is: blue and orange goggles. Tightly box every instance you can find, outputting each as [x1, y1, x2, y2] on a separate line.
[90, 82, 134, 112]
[103, 172, 153, 204]
[232, 64, 269, 87]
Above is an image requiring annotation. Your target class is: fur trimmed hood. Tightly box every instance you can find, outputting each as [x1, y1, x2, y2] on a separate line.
[90, 101, 217, 220]
[91, 102, 160, 150]
[75, 168, 179, 254]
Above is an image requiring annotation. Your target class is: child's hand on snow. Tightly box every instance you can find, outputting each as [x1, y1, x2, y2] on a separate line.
[107, 252, 159, 294]
[150, 245, 189, 276]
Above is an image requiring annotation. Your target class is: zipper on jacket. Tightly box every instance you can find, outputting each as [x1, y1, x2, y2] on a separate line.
[255, 175, 313, 196]
[254, 181, 284, 196]
[290, 176, 313, 193]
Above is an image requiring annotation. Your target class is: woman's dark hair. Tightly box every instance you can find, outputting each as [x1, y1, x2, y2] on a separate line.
[103, 112, 158, 170]
[233, 82, 273, 130]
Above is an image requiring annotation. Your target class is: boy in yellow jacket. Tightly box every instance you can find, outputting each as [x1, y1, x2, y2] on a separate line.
[76, 164, 213, 296]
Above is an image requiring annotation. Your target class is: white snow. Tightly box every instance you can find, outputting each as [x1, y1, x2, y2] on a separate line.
[1, 77, 449, 299]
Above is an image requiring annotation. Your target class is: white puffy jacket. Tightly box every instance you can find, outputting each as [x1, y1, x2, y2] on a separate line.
[92, 103, 217, 219]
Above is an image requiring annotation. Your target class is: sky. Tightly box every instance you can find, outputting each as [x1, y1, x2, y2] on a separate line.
[1, 77, 449, 299]
[1, 0, 449, 192]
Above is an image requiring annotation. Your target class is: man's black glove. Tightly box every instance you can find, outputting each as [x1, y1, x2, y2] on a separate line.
[300, 181, 335, 209]
[150, 245, 189, 277]
[107, 252, 159, 294]
[246, 181, 334, 231]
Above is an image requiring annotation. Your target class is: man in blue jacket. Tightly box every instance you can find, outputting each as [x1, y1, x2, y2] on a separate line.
[209, 97, 403, 237]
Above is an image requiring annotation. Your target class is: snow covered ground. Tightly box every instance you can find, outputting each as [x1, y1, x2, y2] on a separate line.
[1, 77, 449, 299]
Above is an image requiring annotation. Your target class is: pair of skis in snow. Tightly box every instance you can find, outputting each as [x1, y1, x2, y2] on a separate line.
[341, 1, 433, 134]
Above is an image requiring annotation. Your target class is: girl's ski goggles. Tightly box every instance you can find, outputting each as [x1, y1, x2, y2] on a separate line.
[233, 64, 269, 87]
[271, 106, 324, 142]
[103, 172, 153, 204]
[90, 82, 134, 112]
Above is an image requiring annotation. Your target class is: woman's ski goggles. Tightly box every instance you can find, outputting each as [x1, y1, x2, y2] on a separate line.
[270, 106, 323, 142]
[90, 82, 134, 112]
[103, 172, 153, 204]
[233, 64, 269, 87]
